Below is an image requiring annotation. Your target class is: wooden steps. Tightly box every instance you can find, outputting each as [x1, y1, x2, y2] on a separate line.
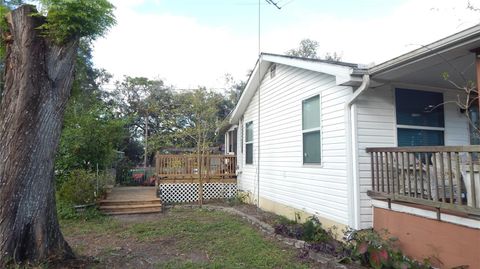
[99, 187, 162, 215]
[99, 199, 161, 206]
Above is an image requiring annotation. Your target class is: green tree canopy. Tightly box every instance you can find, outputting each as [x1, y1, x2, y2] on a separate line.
[286, 38, 319, 58]
[55, 40, 127, 181]
[38, 0, 115, 43]
[286, 38, 342, 61]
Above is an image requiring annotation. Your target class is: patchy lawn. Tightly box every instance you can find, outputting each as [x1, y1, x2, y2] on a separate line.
[60, 208, 316, 268]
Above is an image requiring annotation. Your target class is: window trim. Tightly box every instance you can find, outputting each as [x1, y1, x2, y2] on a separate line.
[396, 124, 445, 132]
[245, 121, 254, 165]
[240, 122, 243, 153]
[302, 94, 322, 165]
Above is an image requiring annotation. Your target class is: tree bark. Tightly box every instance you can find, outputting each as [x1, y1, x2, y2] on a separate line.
[0, 5, 77, 265]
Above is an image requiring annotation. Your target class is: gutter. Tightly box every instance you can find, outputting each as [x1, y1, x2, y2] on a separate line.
[345, 74, 370, 229]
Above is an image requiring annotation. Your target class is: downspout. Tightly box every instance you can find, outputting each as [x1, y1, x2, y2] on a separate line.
[257, 62, 261, 209]
[345, 74, 370, 229]
[257, 1, 261, 209]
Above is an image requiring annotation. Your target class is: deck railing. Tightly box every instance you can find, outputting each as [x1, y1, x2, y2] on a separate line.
[155, 154, 237, 181]
[366, 146, 480, 217]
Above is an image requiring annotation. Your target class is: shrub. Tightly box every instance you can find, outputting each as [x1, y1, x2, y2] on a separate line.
[273, 215, 433, 268]
[57, 169, 97, 205]
[56, 198, 78, 220]
[227, 192, 250, 206]
[56, 198, 104, 220]
[302, 216, 331, 242]
[348, 229, 432, 269]
[273, 216, 333, 243]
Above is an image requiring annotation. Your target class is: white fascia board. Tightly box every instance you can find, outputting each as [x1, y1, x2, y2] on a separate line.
[229, 58, 268, 124]
[262, 54, 355, 82]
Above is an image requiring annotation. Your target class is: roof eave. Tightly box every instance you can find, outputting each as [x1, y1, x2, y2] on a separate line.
[370, 24, 480, 76]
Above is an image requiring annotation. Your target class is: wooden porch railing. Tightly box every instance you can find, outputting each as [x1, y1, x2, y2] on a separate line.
[155, 154, 237, 182]
[366, 146, 480, 217]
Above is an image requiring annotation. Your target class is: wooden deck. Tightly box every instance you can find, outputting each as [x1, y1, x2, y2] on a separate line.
[155, 154, 238, 204]
[99, 186, 162, 215]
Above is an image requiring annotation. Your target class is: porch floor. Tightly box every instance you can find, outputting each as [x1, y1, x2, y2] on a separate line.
[99, 186, 162, 215]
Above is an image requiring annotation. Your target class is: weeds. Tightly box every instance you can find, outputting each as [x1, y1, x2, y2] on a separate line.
[274, 217, 432, 268]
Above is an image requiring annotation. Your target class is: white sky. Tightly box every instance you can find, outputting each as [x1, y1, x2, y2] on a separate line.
[93, 0, 480, 90]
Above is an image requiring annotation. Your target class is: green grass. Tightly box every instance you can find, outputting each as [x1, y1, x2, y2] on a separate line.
[61, 208, 312, 269]
[60, 214, 122, 236]
[125, 209, 309, 268]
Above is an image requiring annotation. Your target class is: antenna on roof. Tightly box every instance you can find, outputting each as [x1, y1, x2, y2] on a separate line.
[259, 0, 282, 57]
[265, 0, 281, 10]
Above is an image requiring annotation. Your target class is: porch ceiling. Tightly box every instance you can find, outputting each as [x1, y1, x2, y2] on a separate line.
[370, 25, 480, 89]
[373, 51, 476, 89]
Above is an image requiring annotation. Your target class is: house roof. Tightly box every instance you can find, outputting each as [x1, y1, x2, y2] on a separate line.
[229, 53, 367, 124]
[228, 24, 480, 125]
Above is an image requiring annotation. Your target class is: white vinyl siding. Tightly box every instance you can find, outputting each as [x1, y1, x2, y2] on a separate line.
[355, 86, 396, 228]
[355, 85, 470, 228]
[237, 63, 351, 225]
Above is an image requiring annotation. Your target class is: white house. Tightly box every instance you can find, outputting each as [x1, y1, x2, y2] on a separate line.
[226, 25, 480, 267]
[226, 53, 369, 230]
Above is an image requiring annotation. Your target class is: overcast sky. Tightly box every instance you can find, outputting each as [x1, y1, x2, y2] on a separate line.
[93, 0, 480, 90]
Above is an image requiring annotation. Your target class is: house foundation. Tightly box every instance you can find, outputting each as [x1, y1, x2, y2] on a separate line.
[373, 206, 480, 268]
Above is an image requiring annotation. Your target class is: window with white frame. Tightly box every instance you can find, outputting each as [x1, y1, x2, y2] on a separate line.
[395, 88, 445, 147]
[302, 95, 321, 164]
[245, 121, 253, 164]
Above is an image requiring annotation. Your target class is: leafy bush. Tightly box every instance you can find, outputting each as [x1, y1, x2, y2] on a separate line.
[57, 198, 104, 220]
[56, 169, 110, 220]
[302, 216, 331, 242]
[227, 192, 250, 206]
[57, 169, 98, 205]
[115, 158, 133, 185]
[274, 216, 432, 268]
[56, 198, 78, 220]
[274, 216, 333, 243]
[348, 229, 432, 269]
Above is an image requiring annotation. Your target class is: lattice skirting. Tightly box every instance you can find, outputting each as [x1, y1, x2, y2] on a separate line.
[159, 183, 237, 204]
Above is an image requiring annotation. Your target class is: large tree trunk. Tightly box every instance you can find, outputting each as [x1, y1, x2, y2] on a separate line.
[0, 5, 77, 265]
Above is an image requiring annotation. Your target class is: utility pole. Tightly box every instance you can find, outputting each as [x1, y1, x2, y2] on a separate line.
[144, 90, 149, 182]
[144, 112, 148, 170]
[256, 0, 281, 209]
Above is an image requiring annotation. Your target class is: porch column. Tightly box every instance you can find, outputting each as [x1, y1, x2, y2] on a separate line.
[476, 50, 480, 114]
